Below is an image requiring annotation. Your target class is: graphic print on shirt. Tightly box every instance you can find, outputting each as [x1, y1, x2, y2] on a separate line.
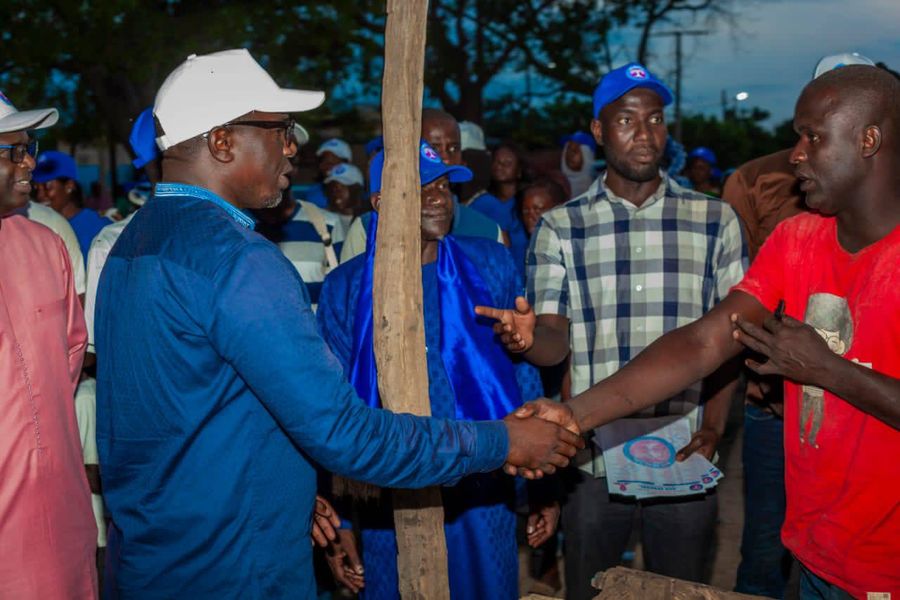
[801, 293, 854, 448]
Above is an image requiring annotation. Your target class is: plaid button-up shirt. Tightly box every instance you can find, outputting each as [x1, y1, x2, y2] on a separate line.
[527, 172, 747, 476]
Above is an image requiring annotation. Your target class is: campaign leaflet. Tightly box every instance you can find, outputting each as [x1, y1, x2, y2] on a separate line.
[595, 416, 723, 500]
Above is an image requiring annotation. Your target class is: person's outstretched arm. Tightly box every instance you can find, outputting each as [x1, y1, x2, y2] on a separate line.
[208, 242, 582, 488]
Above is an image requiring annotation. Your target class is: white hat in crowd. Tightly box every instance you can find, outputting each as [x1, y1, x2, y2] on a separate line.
[292, 123, 310, 147]
[0, 90, 58, 134]
[324, 163, 364, 187]
[316, 138, 352, 162]
[459, 121, 486, 151]
[813, 52, 876, 79]
[153, 48, 324, 151]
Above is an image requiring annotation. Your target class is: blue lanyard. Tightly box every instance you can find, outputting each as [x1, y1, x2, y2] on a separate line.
[153, 183, 256, 230]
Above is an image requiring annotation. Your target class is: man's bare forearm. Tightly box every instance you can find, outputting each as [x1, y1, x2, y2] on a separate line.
[524, 324, 570, 366]
[569, 295, 760, 431]
[700, 356, 742, 436]
[820, 355, 900, 430]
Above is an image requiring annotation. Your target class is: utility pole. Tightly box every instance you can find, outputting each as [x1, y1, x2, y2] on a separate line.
[657, 30, 708, 142]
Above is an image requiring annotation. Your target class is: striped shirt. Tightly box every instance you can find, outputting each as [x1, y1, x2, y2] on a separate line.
[279, 203, 344, 310]
[527, 172, 746, 476]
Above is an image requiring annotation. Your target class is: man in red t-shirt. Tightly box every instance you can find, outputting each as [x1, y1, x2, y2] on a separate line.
[488, 65, 900, 599]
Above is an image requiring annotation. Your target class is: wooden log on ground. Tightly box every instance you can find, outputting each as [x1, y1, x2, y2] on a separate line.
[375, 1, 450, 599]
[592, 567, 772, 600]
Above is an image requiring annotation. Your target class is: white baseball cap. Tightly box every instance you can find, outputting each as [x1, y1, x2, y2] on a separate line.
[0, 90, 58, 134]
[324, 163, 364, 187]
[316, 138, 352, 161]
[459, 121, 486, 151]
[813, 52, 875, 79]
[154, 49, 325, 151]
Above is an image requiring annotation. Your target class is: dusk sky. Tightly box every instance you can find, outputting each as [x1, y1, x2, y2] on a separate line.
[482, 0, 900, 130]
[667, 0, 900, 127]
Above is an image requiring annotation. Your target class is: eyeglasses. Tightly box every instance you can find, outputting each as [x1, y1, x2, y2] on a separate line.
[206, 119, 296, 143]
[0, 140, 39, 164]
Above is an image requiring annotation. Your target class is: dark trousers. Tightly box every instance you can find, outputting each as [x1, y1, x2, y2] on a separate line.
[561, 469, 718, 600]
[735, 403, 792, 598]
[799, 564, 854, 600]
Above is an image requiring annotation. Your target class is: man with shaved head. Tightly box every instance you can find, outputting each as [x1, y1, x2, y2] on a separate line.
[495, 64, 900, 598]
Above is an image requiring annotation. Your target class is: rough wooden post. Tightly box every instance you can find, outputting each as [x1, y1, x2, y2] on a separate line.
[592, 567, 770, 600]
[375, 1, 450, 599]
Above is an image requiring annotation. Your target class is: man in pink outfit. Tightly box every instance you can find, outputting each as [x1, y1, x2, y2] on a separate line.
[0, 90, 97, 598]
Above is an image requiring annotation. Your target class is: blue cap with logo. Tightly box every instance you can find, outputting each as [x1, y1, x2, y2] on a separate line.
[33, 150, 78, 183]
[592, 63, 674, 118]
[561, 131, 597, 153]
[130, 107, 160, 169]
[688, 146, 717, 166]
[369, 140, 472, 196]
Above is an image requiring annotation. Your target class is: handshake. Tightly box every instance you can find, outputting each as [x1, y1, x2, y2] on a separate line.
[503, 399, 584, 479]
[475, 296, 584, 478]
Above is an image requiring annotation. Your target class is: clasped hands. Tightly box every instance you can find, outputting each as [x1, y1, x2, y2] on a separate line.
[474, 297, 584, 477]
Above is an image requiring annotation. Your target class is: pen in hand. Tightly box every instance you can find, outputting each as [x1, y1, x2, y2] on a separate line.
[774, 299, 785, 321]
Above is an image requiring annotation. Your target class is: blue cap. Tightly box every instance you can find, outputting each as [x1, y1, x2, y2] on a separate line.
[365, 135, 384, 157]
[130, 107, 159, 169]
[369, 140, 472, 196]
[592, 63, 674, 118]
[561, 131, 597, 153]
[33, 150, 77, 183]
[688, 146, 717, 166]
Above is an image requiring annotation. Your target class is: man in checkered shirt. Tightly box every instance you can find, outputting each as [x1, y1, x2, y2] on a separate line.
[478, 63, 746, 598]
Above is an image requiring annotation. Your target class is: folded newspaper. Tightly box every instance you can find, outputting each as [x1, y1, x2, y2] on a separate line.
[595, 416, 723, 500]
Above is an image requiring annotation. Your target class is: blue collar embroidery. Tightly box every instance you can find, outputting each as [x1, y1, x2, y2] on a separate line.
[153, 183, 256, 230]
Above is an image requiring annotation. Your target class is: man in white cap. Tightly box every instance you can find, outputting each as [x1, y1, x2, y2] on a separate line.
[252, 132, 347, 312]
[94, 48, 582, 598]
[302, 137, 353, 208]
[0, 90, 98, 598]
[323, 162, 366, 230]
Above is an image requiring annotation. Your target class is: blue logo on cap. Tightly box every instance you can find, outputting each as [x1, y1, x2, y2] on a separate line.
[0, 91, 14, 107]
[626, 65, 648, 81]
[421, 142, 441, 163]
[332, 164, 348, 175]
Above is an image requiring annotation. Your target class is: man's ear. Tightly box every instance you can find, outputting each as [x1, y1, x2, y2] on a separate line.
[206, 127, 235, 163]
[370, 192, 381, 211]
[590, 118, 604, 147]
[861, 125, 881, 158]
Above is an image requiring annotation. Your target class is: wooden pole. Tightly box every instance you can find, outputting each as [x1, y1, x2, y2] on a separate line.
[375, 1, 450, 599]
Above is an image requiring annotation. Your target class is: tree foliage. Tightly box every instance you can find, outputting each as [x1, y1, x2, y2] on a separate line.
[679, 109, 795, 169]
[0, 0, 736, 153]
[1, 0, 365, 149]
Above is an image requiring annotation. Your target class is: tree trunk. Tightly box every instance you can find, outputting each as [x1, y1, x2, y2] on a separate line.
[376, 1, 450, 599]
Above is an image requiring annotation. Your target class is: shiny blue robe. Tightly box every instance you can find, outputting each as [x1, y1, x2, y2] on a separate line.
[318, 236, 542, 600]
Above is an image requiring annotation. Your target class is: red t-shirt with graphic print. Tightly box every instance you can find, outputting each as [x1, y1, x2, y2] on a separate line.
[733, 212, 900, 599]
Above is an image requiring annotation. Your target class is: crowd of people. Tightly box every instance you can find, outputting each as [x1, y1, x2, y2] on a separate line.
[0, 44, 897, 600]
